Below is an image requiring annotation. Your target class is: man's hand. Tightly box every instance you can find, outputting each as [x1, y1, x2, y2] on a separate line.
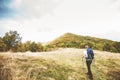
[81, 54, 85, 58]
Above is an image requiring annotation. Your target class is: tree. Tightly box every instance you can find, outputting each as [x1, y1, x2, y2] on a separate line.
[37, 42, 43, 52]
[29, 42, 43, 52]
[17, 42, 26, 52]
[23, 41, 43, 52]
[111, 42, 120, 53]
[103, 43, 111, 51]
[0, 37, 6, 51]
[24, 41, 31, 51]
[3, 31, 22, 51]
[29, 42, 38, 52]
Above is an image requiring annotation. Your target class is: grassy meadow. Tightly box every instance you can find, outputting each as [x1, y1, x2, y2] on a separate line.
[0, 48, 120, 80]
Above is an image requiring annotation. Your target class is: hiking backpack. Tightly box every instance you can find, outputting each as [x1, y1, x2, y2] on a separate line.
[87, 48, 94, 60]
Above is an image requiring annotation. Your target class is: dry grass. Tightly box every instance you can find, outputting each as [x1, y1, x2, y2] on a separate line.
[0, 48, 120, 80]
[0, 56, 13, 80]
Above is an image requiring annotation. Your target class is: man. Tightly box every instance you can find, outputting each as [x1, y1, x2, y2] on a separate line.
[83, 45, 94, 79]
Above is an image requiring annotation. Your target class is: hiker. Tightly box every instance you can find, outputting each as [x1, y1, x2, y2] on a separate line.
[82, 45, 94, 79]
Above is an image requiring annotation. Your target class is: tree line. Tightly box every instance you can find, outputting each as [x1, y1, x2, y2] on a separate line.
[0, 31, 120, 53]
[0, 31, 43, 52]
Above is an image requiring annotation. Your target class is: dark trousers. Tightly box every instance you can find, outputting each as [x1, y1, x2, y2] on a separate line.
[86, 60, 93, 78]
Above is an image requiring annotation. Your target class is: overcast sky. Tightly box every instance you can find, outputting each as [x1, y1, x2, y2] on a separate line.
[0, 0, 120, 42]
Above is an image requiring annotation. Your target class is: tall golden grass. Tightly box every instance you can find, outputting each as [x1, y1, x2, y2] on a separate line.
[0, 48, 120, 80]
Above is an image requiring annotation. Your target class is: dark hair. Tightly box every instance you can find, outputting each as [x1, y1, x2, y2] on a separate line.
[85, 44, 92, 48]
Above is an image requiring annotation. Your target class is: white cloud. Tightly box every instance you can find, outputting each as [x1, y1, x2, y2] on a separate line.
[0, 0, 120, 42]
[0, 18, 62, 42]
[9, 0, 63, 19]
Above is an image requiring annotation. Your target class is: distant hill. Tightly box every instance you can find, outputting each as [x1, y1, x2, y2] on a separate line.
[46, 33, 120, 53]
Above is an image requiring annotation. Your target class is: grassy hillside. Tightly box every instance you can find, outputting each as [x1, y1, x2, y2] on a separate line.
[0, 48, 120, 80]
[47, 33, 120, 53]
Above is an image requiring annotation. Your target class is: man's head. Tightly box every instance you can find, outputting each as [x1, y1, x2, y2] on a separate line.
[85, 45, 89, 49]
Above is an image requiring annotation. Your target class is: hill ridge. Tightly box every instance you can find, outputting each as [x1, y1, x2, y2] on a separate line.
[46, 32, 120, 53]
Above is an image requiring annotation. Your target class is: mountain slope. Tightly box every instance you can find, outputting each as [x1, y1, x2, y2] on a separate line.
[47, 33, 120, 53]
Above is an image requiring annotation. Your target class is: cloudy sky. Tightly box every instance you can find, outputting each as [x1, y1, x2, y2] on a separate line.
[0, 0, 120, 42]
